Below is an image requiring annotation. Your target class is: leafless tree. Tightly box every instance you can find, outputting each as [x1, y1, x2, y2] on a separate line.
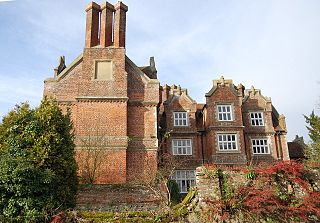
[77, 127, 108, 184]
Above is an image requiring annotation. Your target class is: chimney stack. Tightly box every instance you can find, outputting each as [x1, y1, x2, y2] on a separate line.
[114, 1, 128, 48]
[85, 2, 101, 48]
[84, 1, 128, 48]
[100, 2, 115, 47]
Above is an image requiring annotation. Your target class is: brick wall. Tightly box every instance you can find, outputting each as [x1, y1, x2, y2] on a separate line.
[160, 77, 289, 167]
[159, 86, 202, 170]
[76, 149, 127, 184]
[204, 79, 247, 165]
[43, 1, 159, 185]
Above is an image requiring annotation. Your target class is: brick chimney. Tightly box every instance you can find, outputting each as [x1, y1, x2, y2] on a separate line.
[114, 1, 128, 48]
[85, 2, 101, 48]
[100, 2, 115, 47]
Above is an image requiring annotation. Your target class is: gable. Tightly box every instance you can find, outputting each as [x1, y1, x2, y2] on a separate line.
[205, 76, 241, 101]
[242, 87, 272, 110]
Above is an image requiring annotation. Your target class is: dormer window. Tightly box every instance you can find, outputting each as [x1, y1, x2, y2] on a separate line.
[217, 105, 233, 121]
[173, 112, 188, 126]
[250, 112, 264, 126]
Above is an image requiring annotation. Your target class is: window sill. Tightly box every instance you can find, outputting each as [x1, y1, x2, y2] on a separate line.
[216, 150, 241, 154]
[252, 153, 271, 155]
[172, 154, 193, 156]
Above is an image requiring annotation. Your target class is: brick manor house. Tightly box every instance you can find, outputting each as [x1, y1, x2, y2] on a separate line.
[44, 1, 289, 192]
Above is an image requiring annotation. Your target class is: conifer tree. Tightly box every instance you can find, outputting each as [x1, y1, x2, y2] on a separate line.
[305, 111, 320, 163]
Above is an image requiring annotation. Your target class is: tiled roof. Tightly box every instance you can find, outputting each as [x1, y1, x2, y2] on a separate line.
[288, 142, 305, 159]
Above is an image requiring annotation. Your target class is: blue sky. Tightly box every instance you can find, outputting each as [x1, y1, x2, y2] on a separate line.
[0, 0, 319, 141]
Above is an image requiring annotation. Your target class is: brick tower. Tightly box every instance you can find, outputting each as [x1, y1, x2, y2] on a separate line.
[44, 1, 160, 184]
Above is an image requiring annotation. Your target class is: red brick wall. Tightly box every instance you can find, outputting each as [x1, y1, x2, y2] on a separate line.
[242, 89, 288, 163]
[204, 83, 247, 165]
[76, 149, 127, 184]
[44, 60, 83, 101]
[43, 43, 160, 184]
[125, 55, 159, 182]
[126, 150, 157, 183]
[75, 101, 127, 137]
[79, 48, 127, 97]
[205, 85, 244, 127]
[159, 88, 202, 169]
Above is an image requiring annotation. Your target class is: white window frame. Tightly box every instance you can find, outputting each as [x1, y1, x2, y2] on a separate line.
[172, 139, 192, 155]
[217, 105, 233, 121]
[217, 133, 238, 151]
[173, 111, 188, 127]
[250, 112, 264, 126]
[172, 170, 196, 193]
[251, 138, 270, 154]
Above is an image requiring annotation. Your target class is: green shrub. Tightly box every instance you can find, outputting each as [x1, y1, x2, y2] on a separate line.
[167, 180, 181, 205]
[0, 98, 78, 222]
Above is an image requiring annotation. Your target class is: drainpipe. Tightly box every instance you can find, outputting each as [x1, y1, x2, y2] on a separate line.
[197, 130, 205, 165]
[277, 131, 283, 160]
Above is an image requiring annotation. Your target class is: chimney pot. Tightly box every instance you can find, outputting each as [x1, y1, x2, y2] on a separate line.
[85, 1, 101, 12]
[115, 1, 128, 11]
[100, 1, 115, 47]
[85, 2, 101, 48]
[114, 1, 128, 48]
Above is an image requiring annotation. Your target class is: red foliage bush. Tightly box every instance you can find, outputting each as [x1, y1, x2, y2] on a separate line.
[204, 161, 320, 222]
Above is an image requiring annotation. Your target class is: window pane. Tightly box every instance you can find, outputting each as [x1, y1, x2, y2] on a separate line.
[218, 134, 238, 151]
[252, 139, 269, 154]
[218, 105, 232, 121]
[172, 139, 192, 155]
[174, 112, 188, 126]
[250, 112, 264, 126]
